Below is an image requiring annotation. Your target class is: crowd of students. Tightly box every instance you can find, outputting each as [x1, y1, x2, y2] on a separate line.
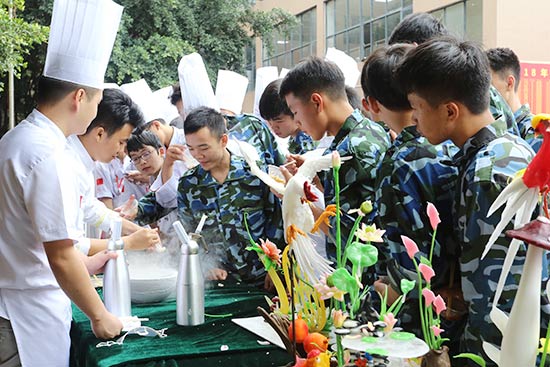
[0, 3, 546, 366]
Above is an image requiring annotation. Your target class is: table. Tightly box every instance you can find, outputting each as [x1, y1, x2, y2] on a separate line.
[70, 282, 293, 367]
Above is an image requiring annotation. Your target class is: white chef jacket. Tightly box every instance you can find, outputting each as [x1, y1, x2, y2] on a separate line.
[150, 126, 197, 208]
[0, 109, 80, 366]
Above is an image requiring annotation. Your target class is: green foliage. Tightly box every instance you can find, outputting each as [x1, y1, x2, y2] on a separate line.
[454, 353, 486, 367]
[0, 0, 295, 134]
[0, 0, 48, 91]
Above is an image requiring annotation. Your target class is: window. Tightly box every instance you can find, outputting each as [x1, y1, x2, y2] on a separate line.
[325, 0, 412, 61]
[430, 0, 482, 43]
[262, 7, 317, 70]
[243, 40, 256, 91]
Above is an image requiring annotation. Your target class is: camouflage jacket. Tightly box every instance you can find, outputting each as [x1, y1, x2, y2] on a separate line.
[177, 153, 284, 284]
[451, 118, 548, 363]
[323, 109, 390, 260]
[226, 114, 285, 166]
[375, 125, 459, 285]
[135, 191, 174, 226]
[489, 86, 520, 137]
[288, 130, 316, 155]
[514, 104, 542, 152]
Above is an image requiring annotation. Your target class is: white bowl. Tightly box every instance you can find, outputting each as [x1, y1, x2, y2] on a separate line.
[129, 267, 178, 304]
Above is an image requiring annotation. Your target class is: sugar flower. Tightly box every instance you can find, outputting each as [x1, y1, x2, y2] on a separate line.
[332, 151, 341, 169]
[356, 223, 385, 243]
[422, 288, 436, 307]
[259, 238, 281, 265]
[348, 201, 373, 217]
[314, 274, 346, 301]
[426, 202, 441, 231]
[401, 235, 419, 259]
[433, 295, 447, 316]
[331, 309, 348, 328]
[418, 263, 435, 284]
[431, 325, 444, 337]
[383, 312, 397, 333]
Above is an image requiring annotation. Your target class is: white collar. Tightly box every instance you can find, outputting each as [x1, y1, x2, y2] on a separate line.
[67, 135, 95, 172]
[26, 109, 67, 144]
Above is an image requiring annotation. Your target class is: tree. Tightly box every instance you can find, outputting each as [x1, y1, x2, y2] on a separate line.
[0, 0, 295, 135]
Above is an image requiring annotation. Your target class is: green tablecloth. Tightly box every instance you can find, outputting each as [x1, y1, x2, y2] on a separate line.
[70, 282, 292, 367]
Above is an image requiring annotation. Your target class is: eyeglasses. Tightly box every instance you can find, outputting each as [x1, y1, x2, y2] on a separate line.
[130, 150, 153, 164]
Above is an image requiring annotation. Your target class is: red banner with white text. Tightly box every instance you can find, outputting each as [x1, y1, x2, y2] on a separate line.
[519, 61, 550, 114]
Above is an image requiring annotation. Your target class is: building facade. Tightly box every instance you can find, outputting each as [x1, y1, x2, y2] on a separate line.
[246, 0, 550, 113]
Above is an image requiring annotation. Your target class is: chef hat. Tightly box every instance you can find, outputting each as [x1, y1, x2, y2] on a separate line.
[325, 47, 360, 88]
[178, 52, 219, 116]
[44, 0, 123, 89]
[215, 70, 249, 115]
[279, 68, 290, 79]
[152, 86, 180, 123]
[253, 66, 279, 117]
[103, 82, 120, 90]
[120, 79, 163, 123]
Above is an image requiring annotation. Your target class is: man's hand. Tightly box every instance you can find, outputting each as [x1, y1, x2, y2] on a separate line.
[206, 268, 228, 280]
[125, 170, 150, 185]
[374, 277, 400, 306]
[91, 310, 123, 340]
[165, 144, 187, 164]
[83, 250, 117, 275]
[124, 227, 161, 251]
[115, 195, 138, 220]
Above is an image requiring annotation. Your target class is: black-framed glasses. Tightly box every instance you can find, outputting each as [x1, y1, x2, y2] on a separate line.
[130, 150, 153, 164]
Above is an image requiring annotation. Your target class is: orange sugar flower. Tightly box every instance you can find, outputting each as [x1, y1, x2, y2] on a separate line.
[259, 238, 281, 265]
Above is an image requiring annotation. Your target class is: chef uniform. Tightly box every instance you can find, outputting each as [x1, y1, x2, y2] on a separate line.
[0, 0, 122, 365]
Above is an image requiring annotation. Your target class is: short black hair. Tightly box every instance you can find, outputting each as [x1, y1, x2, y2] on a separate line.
[184, 107, 227, 139]
[84, 88, 145, 136]
[395, 37, 490, 115]
[36, 75, 100, 106]
[388, 13, 448, 45]
[127, 130, 162, 154]
[259, 79, 292, 121]
[361, 44, 414, 111]
[486, 48, 521, 92]
[169, 83, 182, 105]
[345, 86, 362, 111]
[279, 57, 347, 102]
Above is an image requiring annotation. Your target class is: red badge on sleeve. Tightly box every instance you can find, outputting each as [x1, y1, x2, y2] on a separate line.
[96, 178, 104, 186]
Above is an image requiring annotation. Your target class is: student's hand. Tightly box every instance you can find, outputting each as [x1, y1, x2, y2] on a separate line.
[115, 195, 138, 220]
[374, 277, 400, 306]
[264, 273, 275, 292]
[125, 170, 150, 185]
[270, 165, 294, 199]
[84, 250, 118, 275]
[124, 227, 160, 251]
[206, 268, 228, 280]
[286, 154, 305, 173]
[165, 144, 187, 164]
[91, 310, 123, 340]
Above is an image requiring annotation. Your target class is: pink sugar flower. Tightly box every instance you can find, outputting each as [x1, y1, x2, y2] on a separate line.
[426, 202, 441, 231]
[383, 312, 397, 333]
[434, 295, 447, 315]
[418, 264, 435, 284]
[431, 325, 444, 337]
[401, 235, 419, 259]
[422, 288, 436, 307]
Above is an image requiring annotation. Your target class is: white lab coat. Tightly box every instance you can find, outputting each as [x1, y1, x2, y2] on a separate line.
[0, 109, 80, 366]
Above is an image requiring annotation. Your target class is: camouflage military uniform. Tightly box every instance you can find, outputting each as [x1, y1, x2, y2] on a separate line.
[225, 114, 285, 166]
[375, 125, 458, 279]
[452, 117, 549, 365]
[323, 109, 390, 260]
[177, 153, 283, 284]
[489, 86, 520, 137]
[288, 130, 316, 155]
[514, 104, 542, 152]
[135, 191, 174, 226]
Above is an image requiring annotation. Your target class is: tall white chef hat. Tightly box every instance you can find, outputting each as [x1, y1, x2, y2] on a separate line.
[178, 52, 219, 116]
[215, 70, 249, 115]
[253, 66, 279, 118]
[325, 47, 360, 88]
[152, 86, 180, 123]
[44, 0, 123, 89]
[120, 79, 163, 123]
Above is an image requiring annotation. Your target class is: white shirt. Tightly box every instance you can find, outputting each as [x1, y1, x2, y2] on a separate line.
[66, 135, 120, 253]
[0, 109, 80, 290]
[0, 109, 79, 367]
